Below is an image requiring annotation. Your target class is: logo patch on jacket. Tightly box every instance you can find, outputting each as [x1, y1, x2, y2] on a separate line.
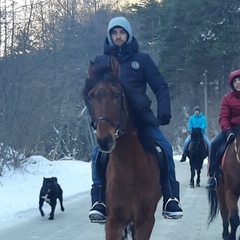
[131, 61, 140, 69]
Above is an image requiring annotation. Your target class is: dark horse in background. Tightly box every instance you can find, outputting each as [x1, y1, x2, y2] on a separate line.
[187, 128, 208, 188]
[83, 56, 161, 240]
[208, 131, 240, 240]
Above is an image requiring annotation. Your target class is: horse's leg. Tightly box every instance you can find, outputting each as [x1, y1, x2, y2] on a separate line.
[106, 218, 125, 240]
[189, 163, 194, 188]
[134, 216, 155, 240]
[121, 224, 134, 240]
[229, 212, 239, 240]
[226, 190, 239, 240]
[217, 188, 230, 240]
[196, 169, 201, 187]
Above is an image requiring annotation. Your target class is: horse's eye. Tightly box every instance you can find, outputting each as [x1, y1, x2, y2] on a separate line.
[88, 93, 93, 103]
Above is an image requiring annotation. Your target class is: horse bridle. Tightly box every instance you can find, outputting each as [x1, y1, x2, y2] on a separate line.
[90, 92, 128, 137]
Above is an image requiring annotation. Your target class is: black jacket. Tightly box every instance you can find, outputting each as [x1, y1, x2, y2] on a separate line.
[94, 37, 171, 128]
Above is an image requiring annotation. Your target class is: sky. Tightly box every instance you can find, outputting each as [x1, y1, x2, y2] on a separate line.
[0, 156, 92, 228]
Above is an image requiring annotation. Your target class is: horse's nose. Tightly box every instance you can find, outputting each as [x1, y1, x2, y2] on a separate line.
[97, 134, 115, 153]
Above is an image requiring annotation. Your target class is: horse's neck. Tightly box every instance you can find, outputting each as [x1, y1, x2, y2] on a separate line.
[121, 103, 136, 133]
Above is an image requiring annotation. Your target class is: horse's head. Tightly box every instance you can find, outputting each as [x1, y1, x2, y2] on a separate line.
[189, 128, 203, 153]
[83, 56, 131, 153]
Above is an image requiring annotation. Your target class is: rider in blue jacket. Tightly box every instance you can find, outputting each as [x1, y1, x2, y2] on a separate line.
[180, 106, 211, 162]
[88, 16, 183, 223]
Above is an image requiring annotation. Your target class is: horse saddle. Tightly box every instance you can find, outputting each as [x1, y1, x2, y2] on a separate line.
[216, 141, 228, 163]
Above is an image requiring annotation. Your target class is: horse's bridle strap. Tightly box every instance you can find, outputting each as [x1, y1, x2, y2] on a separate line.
[234, 139, 240, 163]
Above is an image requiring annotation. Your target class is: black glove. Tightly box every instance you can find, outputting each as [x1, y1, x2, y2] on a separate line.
[158, 115, 171, 126]
[225, 129, 235, 144]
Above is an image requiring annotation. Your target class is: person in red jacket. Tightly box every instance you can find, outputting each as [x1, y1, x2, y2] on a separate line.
[206, 70, 240, 190]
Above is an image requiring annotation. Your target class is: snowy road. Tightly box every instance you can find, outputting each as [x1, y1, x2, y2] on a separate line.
[0, 160, 228, 240]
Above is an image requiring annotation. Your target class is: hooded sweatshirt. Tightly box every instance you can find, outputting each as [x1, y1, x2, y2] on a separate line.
[219, 70, 240, 131]
[188, 112, 207, 135]
[107, 17, 133, 46]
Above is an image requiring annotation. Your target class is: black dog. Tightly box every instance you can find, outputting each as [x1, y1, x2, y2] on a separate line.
[39, 177, 65, 220]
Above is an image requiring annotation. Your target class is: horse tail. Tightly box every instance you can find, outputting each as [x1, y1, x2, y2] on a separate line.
[207, 189, 219, 225]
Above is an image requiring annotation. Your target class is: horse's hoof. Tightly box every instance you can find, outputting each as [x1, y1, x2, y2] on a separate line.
[196, 183, 200, 187]
[190, 184, 194, 188]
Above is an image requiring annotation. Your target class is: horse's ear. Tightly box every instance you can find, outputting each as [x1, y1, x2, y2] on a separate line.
[109, 55, 119, 77]
[88, 61, 94, 78]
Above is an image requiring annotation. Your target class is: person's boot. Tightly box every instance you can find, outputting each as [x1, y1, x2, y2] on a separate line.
[161, 180, 183, 219]
[206, 176, 217, 190]
[180, 151, 187, 162]
[89, 185, 106, 224]
[154, 145, 183, 219]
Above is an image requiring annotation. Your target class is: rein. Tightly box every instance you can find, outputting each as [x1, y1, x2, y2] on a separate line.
[234, 139, 240, 163]
[90, 93, 130, 137]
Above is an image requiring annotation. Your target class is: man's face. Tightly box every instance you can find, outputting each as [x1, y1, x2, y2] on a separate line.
[194, 110, 200, 116]
[110, 27, 128, 46]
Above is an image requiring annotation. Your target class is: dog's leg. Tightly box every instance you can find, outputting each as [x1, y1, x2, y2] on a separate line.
[49, 199, 57, 220]
[39, 198, 45, 217]
[58, 189, 65, 212]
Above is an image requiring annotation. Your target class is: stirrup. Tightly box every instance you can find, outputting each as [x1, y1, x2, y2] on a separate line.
[89, 201, 106, 224]
[206, 177, 217, 190]
[162, 198, 183, 219]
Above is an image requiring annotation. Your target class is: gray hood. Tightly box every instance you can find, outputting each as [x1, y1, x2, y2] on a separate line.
[107, 17, 133, 47]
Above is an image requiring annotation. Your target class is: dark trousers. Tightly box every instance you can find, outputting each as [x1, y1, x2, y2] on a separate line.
[208, 131, 226, 176]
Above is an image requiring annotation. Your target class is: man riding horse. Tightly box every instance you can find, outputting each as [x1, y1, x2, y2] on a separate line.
[86, 16, 183, 223]
[206, 70, 240, 190]
[180, 106, 210, 162]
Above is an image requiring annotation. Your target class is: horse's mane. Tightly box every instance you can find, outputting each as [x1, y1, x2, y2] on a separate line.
[82, 64, 121, 100]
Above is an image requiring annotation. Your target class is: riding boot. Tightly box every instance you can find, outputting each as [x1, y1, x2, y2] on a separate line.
[180, 151, 187, 162]
[206, 172, 218, 190]
[161, 180, 183, 219]
[89, 185, 106, 223]
[170, 180, 181, 202]
[206, 145, 220, 190]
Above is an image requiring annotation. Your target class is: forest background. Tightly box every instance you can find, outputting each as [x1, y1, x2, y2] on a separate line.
[0, 0, 239, 170]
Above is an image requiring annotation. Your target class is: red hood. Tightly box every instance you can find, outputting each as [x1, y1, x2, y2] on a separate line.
[228, 70, 240, 90]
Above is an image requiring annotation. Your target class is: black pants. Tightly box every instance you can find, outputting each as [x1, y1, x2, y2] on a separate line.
[208, 131, 226, 176]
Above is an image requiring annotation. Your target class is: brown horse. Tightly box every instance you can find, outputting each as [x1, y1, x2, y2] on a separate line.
[208, 137, 240, 240]
[83, 56, 162, 240]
